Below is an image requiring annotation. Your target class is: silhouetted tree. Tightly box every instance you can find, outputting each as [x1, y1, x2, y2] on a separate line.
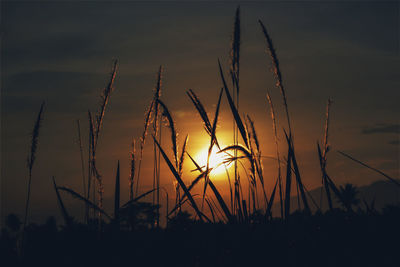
[337, 183, 360, 212]
[5, 214, 21, 232]
[119, 202, 158, 230]
[168, 210, 194, 230]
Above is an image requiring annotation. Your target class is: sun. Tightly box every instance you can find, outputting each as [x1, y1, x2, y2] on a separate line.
[195, 145, 232, 176]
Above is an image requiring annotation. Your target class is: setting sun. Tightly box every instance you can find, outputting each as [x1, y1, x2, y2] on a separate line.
[195, 145, 233, 176]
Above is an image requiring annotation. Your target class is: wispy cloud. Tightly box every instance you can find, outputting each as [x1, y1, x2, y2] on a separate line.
[361, 123, 399, 135]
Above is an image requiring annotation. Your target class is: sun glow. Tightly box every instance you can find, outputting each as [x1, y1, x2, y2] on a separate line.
[195, 145, 233, 176]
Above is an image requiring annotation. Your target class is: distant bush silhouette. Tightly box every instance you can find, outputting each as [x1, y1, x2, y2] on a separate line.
[6, 213, 21, 232]
[337, 183, 360, 212]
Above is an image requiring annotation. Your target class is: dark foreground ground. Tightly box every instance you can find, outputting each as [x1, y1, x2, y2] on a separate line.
[2, 209, 400, 267]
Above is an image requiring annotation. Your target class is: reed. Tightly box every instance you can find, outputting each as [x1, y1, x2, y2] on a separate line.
[246, 115, 268, 211]
[114, 161, 120, 223]
[317, 99, 334, 210]
[202, 88, 223, 208]
[157, 98, 181, 212]
[129, 140, 136, 201]
[136, 66, 162, 199]
[259, 18, 312, 215]
[259, 20, 291, 134]
[230, 7, 241, 219]
[136, 99, 154, 195]
[284, 140, 292, 219]
[76, 120, 86, 198]
[266, 93, 284, 218]
[94, 59, 118, 146]
[187, 89, 212, 135]
[88, 60, 118, 223]
[157, 99, 178, 168]
[23, 101, 45, 230]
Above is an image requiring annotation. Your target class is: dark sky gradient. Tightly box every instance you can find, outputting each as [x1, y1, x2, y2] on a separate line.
[1, 1, 399, 224]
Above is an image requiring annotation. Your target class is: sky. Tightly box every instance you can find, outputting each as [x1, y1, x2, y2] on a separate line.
[1, 1, 399, 224]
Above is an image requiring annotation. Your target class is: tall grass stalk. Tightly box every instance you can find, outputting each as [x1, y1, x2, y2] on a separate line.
[318, 99, 333, 210]
[284, 141, 292, 219]
[230, 7, 241, 219]
[266, 93, 284, 218]
[23, 101, 45, 230]
[260, 19, 311, 215]
[76, 120, 86, 197]
[202, 88, 223, 209]
[86, 110, 95, 222]
[114, 161, 120, 223]
[136, 99, 154, 196]
[259, 20, 291, 134]
[88, 60, 118, 224]
[157, 99, 179, 219]
[129, 140, 136, 201]
[152, 66, 163, 227]
[94, 60, 118, 146]
[76, 119, 86, 220]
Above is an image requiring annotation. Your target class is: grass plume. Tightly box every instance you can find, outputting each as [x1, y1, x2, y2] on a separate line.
[259, 20, 291, 134]
[23, 101, 45, 230]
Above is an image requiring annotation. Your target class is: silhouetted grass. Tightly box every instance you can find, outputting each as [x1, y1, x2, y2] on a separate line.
[11, 6, 399, 267]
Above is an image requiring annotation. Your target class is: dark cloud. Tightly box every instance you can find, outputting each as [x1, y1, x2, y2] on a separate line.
[388, 140, 399, 146]
[362, 123, 399, 135]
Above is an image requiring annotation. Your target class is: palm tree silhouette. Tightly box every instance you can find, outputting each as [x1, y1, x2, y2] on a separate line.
[337, 183, 360, 212]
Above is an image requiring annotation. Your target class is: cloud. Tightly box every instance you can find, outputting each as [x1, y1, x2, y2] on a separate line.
[361, 123, 399, 135]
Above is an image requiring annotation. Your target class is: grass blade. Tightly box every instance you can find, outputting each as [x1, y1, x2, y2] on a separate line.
[153, 136, 204, 222]
[218, 59, 249, 148]
[266, 178, 278, 218]
[52, 176, 72, 227]
[58, 186, 111, 220]
[284, 142, 292, 219]
[114, 161, 120, 221]
[121, 188, 157, 208]
[266, 92, 283, 218]
[338, 151, 400, 187]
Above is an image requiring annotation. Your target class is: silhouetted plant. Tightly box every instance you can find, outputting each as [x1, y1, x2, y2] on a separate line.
[119, 202, 158, 231]
[23, 102, 45, 231]
[168, 210, 194, 230]
[337, 183, 360, 212]
[6, 214, 21, 233]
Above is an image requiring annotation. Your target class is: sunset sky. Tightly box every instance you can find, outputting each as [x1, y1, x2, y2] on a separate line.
[1, 1, 399, 223]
